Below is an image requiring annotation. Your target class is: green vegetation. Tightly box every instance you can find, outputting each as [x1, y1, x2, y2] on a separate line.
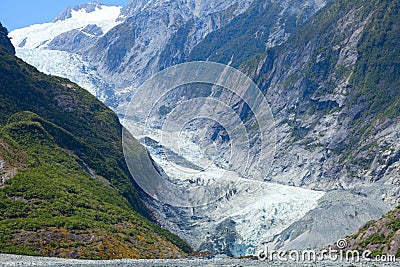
[240, 0, 400, 172]
[301, 0, 399, 157]
[241, 53, 267, 76]
[361, 234, 387, 247]
[388, 219, 400, 232]
[188, 0, 310, 67]
[0, 25, 191, 258]
[371, 249, 383, 257]
[345, 206, 399, 257]
[0, 43, 146, 214]
[351, 0, 400, 119]
[0, 23, 14, 54]
[0, 114, 189, 258]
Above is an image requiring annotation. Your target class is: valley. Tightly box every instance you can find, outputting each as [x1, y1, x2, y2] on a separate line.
[1, 0, 399, 261]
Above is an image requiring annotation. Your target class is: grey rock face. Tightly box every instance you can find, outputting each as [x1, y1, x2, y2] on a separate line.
[47, 28, 99, 54]
[134, 0, 399, 254]
[54, 1, 103, 22]
[232, 0, 400, 250]
[188, 0, 326, 66]
[53, 7, 73, 22]
[46, 24, 104, 55]
[265, 188, 392, 250]
[85, 0, 256, 102]
[249, 0, 400, 196]
[119, 0, 154, 19]
[37, 0, 257, 117]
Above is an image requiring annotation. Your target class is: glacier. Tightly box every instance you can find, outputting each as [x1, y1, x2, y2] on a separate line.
[124, 114, 325, 255]
[150, 143, 326, 256]
[15, 48, 111, 101]
[9, 4, 122, 49]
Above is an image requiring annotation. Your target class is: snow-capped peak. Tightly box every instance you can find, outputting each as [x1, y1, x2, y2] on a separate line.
[9, 3, 122, 49]
[54, 1, 104, 22]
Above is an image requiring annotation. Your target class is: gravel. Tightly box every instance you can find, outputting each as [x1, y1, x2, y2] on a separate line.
[1, 254, 399, 267]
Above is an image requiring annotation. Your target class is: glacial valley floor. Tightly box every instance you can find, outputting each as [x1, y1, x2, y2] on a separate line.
[1, 254, 399, 267]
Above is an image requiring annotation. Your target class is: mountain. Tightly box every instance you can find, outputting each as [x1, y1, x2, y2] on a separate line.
[188, 0, 325, 66]
[0, 24, 14, 55]
[234, 0, 400, 249]
[254, 0, 399, 198]
[85, 0, 255, 93]
[140, 0, 398, 254]
[343, 206, 400, 258]
[8, 2, 123, 101]
[0, 23, 191, 259]
[7, 0, 400, 257]
[131, 0, 398, 254]
[9, 0, 256, 112]
[11, 1, 122, 51]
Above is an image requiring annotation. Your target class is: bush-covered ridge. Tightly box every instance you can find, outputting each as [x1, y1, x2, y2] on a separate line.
[0, 25, 191, 258]
[0, 113, 189, 258]
[0, 40, 146, 215]
[343, 206, 400, 258]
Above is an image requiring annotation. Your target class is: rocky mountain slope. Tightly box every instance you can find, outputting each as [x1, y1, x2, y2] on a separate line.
[248, 0, 400, 190]
[237, 0, 400, 249]
[0, 23, 191, 259]
[344, 206, 400, 258]
[188, 0, 325, 66]
[133, 0, 399, 253]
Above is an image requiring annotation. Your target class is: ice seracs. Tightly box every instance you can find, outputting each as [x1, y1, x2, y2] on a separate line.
[140, 127, 325, 256]
[15, 48, 106, 99]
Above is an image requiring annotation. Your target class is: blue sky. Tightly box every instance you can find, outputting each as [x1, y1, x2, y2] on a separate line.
[0, 0, 129, 31]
